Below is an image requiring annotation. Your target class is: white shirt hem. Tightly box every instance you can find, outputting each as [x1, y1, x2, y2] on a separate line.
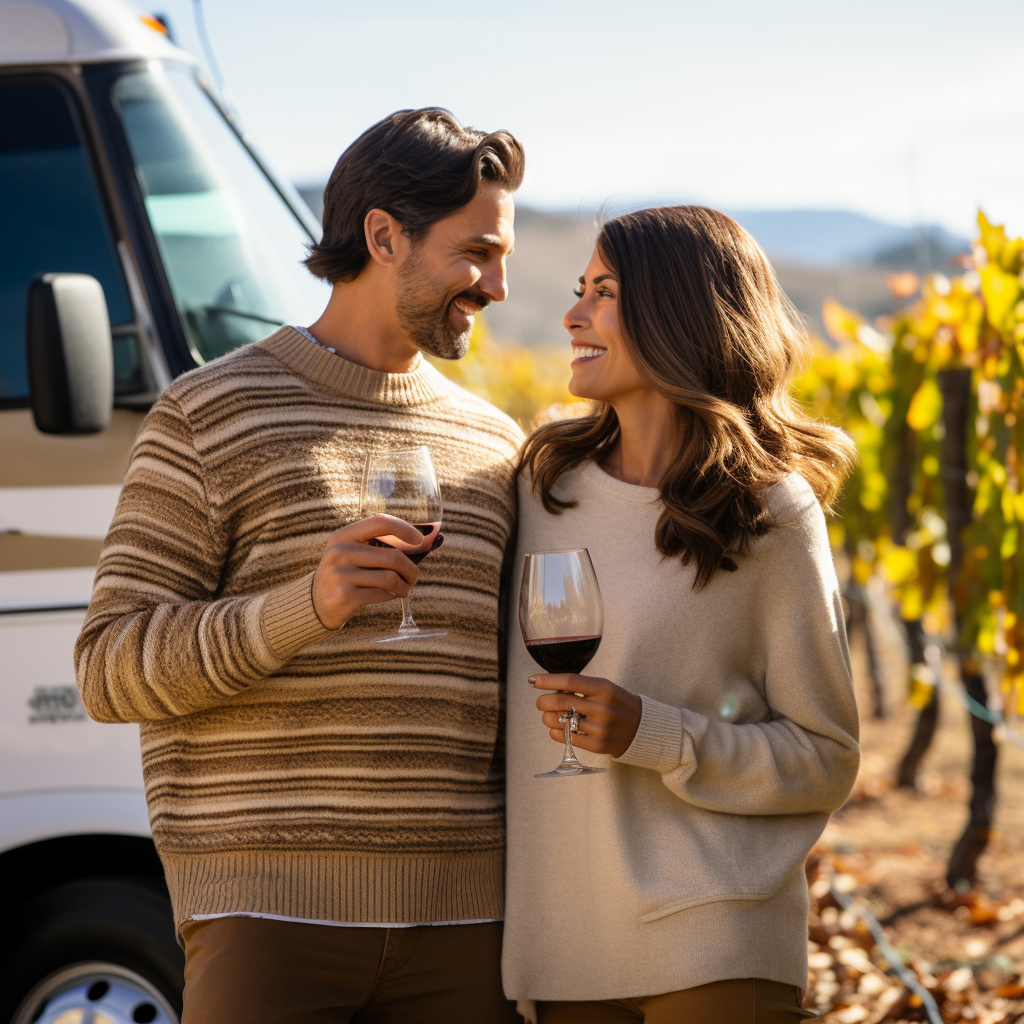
[189, 911, 501, 929]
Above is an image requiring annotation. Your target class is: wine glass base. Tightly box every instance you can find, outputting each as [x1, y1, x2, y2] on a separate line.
[535, 765, 607, 778]
[374, 629, 448, 644]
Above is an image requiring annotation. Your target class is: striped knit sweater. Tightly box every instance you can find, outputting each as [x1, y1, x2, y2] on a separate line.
[75, 327, 524, 935]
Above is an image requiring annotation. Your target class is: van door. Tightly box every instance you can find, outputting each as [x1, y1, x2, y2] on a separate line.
[0, 74, 148, 813]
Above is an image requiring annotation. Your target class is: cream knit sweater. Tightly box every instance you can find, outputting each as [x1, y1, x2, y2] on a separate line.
[503, 462, 859, 1002]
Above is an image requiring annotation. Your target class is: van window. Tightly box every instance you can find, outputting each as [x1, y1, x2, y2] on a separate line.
[113, 66, 328, 364]
[0, 81, 142, 404]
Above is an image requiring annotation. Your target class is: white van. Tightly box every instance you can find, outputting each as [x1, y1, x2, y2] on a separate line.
[0, 2, 328, 1019]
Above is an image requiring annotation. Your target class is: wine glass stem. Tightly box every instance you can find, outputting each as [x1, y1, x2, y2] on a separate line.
[398, 595, 418, 634]
[561, 708, 583, 767]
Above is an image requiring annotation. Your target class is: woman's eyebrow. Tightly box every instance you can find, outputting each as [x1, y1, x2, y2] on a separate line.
[593, 274, 618, 284]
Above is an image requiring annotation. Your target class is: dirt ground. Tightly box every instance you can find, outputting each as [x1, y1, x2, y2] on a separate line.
[807, 605, 1024, 1023]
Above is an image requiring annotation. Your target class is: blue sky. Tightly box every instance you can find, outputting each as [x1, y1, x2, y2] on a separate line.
[154, 0, 1024, 237]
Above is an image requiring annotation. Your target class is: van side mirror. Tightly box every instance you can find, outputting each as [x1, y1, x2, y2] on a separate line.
[27, 273, 114, 435]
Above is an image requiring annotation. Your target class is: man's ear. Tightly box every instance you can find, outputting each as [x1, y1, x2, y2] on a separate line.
[364, 209, 402, 267]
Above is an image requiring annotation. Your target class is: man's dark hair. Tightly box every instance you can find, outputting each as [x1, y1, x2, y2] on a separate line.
[305, 108, 525, 284]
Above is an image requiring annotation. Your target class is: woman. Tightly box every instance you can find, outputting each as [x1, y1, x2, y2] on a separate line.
[503, 205, 860, 1023]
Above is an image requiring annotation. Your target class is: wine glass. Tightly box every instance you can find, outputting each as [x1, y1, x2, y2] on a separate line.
[519, 549, 606, 778]
[361, 447, 447, 643]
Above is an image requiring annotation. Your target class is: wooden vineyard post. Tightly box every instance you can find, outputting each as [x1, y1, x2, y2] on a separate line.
[891, 416, 940, 787]
[843, 559, 887, 719]
[896, 619, 940, 787]
[939, 367, 998, 889]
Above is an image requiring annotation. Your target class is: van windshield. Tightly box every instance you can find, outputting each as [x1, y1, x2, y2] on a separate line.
[112, 66, 329, 364]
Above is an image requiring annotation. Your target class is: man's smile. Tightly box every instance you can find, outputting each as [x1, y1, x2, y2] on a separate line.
[452, 295, 488, 316]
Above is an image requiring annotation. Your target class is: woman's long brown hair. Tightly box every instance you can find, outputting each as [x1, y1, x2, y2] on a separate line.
[518, 205, 857, 588]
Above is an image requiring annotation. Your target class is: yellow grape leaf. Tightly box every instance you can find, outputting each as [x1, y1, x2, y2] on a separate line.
[866, 470, 887, 494]
[1001, 525, 1018, 561]
[909, 677, 934, 709]
[900, 584, 924, 621]
[999, 235, 1024, 275]
[882, 546, 918, 584]
[853, 556, 873, 586]
[978, 627, 996, 654]
[907, 378, 942, 431]
[977, 210, 1007, 263]
[822, 298, 862, 345]
[1002, 489, 1017, 523]
[980, 264, 1022, 330]
[1002, 675, 1024, 716]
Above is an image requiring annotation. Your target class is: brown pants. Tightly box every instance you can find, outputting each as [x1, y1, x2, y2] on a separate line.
[180, 916, 520, 1024]
[537, 978, 818, 1023]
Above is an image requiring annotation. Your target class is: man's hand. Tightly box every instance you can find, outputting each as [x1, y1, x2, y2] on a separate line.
[530, 673, 643, 759]
[312, 514, 425, 630]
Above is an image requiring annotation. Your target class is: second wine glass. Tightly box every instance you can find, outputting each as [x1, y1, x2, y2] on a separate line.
[519, 549, 607, 778]
[361, 446, 447, 643]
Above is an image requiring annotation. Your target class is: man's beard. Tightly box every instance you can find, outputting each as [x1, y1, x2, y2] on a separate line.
[396, 247, 488, 360]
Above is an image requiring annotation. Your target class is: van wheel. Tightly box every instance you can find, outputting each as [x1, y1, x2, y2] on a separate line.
[0, 879, 184, 1024]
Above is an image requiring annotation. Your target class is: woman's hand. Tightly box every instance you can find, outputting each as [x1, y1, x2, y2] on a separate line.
[530, 673, 643, 758]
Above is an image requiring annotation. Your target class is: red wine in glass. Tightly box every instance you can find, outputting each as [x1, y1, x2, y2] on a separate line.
[524, 635, 602, 674]
[361, 448, 446, 642]
[519, 550, 606, 778]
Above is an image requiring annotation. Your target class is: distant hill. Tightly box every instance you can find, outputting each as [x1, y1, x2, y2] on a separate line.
[292, 185, 969, 344]
[723, 208, 967, 268]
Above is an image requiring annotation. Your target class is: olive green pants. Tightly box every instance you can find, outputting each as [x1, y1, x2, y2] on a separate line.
[181, 916, 519, 1024]
[536, 978, 818, 1023]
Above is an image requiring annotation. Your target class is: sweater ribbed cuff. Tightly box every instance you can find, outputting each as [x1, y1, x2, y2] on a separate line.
[616, 695, 686, 773]
[260, 571, 333, 661]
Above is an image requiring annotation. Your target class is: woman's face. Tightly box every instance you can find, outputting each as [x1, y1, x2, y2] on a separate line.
[564, 247, 650, 404]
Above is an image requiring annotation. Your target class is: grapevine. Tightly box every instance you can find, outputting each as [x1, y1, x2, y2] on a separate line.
[794, 211, 1024, 888]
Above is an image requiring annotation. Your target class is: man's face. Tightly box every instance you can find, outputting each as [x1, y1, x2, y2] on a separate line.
[395, 182, 515, 359]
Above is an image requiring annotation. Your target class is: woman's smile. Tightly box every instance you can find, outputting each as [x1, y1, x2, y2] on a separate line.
[571, 343, 607, 364]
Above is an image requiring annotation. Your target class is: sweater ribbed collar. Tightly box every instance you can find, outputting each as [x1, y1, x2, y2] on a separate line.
[580, 459, 661, 504]
[258, 326, 450, 406]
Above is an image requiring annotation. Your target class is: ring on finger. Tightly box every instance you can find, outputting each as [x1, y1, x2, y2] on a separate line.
[558, 711, 584, 734]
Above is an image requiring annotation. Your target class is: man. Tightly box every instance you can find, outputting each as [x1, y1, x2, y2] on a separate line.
[75, 108, 525, 1023]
